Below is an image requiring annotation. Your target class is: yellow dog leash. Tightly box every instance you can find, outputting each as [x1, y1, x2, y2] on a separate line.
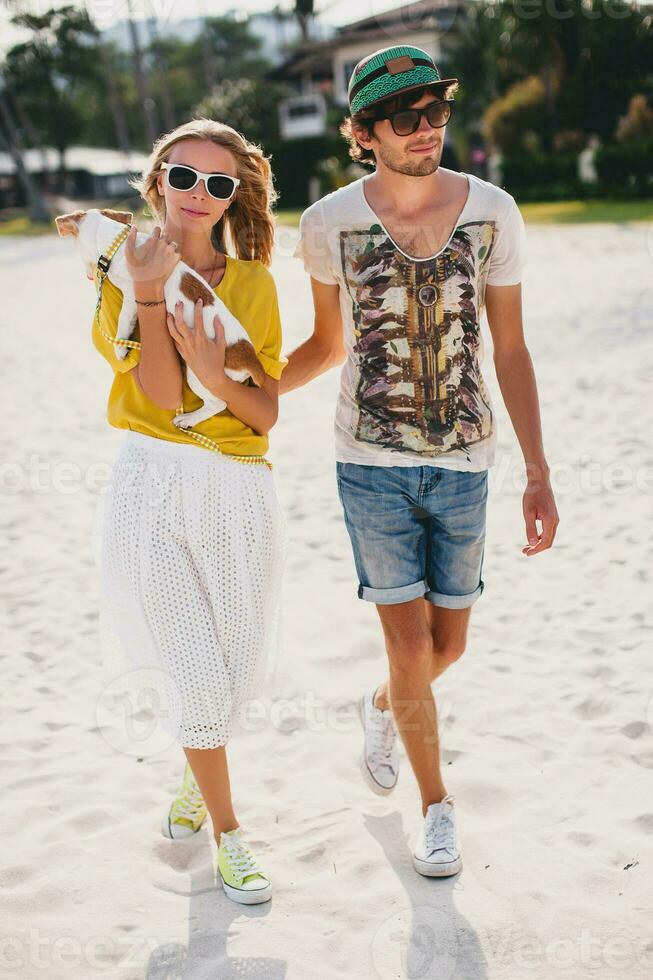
[93, 225, 273, 471]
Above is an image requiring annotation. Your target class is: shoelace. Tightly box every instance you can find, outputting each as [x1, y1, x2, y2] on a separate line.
[172, 772, 206, 822]
[222, 835, 263, 878]
[424, 801, 456, 853]
[368, 705, 397, 769]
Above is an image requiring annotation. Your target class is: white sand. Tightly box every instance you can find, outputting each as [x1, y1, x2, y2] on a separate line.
[0, 218, 652, 979]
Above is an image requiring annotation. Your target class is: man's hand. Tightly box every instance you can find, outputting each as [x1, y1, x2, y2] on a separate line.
[522, 468, 559, 556]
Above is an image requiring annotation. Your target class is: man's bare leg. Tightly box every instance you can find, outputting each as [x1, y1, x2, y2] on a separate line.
[374, 599, 472, 704]
[373, 598, 473, 815]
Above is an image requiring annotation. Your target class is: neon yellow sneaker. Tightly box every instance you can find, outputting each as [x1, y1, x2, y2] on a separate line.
[216, 828, 272, 904]
[161, 761, 208, 839]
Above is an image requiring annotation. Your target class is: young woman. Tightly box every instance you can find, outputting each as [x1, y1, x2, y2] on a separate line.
[92, 118, 288, 905]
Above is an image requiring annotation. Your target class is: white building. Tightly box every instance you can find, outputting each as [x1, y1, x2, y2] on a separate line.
[268, 0, 462, 139]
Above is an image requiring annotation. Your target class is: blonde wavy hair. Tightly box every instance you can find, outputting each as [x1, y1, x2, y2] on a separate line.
[130, 117, 278, 267]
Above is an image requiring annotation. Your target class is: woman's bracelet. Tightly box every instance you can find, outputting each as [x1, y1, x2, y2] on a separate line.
[135, 297, 166, 307]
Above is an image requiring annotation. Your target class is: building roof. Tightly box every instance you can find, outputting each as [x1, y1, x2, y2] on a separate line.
[268, 0, 462, 81]
[0, 146, 149, 177]
[342, 0, 461, 36]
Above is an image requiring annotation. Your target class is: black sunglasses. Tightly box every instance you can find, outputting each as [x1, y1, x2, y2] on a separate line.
[160, 162, 240, 201]
[374, 99, 454, 137]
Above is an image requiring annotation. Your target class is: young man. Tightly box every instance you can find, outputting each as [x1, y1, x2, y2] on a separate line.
[281, 45, 559, 877]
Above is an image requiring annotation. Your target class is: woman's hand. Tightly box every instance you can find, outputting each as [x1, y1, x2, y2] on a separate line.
[167, 299, 231, 399]
[125, 225, 181, 292]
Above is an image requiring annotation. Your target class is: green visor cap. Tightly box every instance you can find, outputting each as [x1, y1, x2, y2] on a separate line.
[348, 44, 458, 115]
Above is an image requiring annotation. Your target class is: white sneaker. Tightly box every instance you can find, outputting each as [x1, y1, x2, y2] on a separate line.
[358, 687, 399, 795]
[412, 794, 462, 877]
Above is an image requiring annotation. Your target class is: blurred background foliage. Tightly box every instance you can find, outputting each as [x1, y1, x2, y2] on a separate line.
[0, 0, 651, 218]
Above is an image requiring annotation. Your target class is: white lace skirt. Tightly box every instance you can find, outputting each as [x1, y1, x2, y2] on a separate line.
[93, 430, 288, 750]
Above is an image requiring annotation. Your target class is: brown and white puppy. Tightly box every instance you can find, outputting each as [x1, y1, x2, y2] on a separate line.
[55, 208, 265, 428]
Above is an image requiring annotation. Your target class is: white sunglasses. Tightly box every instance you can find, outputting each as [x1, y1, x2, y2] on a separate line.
[160, 161, 240, 201]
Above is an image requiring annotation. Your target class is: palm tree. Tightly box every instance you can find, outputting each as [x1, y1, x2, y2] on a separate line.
[196, 0, 217, 94]
[0, 0, 50, 221]
[146, 16, 175, 132]
[295, 0, 314, 42]
[79, 0, 131, 157]
[0, 73, 50, 221]
[126, 0, 158, 145]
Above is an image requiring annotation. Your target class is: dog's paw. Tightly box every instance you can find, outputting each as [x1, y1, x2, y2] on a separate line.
[172, 414, 193, 429]
[172, 404, 227, 429]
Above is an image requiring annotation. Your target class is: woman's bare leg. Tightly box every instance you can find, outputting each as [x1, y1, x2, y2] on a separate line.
[183, 746, 239, 842]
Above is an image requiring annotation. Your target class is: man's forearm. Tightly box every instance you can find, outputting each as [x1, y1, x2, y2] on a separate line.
[134, 282, 183, 409]
[494, 345, 550, 480]
[279, 335, 344, 395]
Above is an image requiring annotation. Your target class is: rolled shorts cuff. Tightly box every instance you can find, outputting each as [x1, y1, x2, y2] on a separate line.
[424, 580, 485, 609]
[358, 579, 428, 605]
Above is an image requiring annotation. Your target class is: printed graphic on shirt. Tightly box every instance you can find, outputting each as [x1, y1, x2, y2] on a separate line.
[339, 221, 496, 461]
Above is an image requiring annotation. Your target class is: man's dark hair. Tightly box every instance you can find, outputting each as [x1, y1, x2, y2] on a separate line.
[339, 82, 459, 168]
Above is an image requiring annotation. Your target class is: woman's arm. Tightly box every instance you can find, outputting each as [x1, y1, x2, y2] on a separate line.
[214, 372, 279, 435]
[132, 281, 183, 409]
[125, 225, 184, 410]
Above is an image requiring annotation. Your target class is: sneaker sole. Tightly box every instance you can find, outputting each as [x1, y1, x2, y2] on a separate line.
[218, 868, 272, 905]
[161, 808, 206, 840]
[358, 695, 398, 796]
[412, 853, 463, 877]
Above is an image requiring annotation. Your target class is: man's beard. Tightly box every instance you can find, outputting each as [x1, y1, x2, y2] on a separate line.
[376, 139, 443, 177]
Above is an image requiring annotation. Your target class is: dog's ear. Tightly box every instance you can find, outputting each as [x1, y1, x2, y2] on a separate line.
[54, 210, 87, 237]
[99, 208, 133, 226]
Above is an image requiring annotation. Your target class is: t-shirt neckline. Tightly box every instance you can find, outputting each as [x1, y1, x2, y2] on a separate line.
[359, 171, 474, 263]
[211, 253, 232, 294]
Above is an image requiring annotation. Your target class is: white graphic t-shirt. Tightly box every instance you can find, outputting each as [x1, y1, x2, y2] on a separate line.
[293, 170, 527, 471]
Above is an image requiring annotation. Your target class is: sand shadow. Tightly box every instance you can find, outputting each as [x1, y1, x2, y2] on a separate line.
[143, 839, 287, 980]
[362, 810, 487, 979]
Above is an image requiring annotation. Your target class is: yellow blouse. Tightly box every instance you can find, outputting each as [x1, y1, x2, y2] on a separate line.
[91, 254, 288, 458]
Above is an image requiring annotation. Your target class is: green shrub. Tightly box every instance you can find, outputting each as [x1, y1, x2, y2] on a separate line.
[594, 141, 653, 198]
[500, 152, 580, 201]
[265, 135, 347, 208]
[483, 75, 552, 155]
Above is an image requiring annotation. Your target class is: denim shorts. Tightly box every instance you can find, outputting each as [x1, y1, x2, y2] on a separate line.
[335, 462, 489, 609]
